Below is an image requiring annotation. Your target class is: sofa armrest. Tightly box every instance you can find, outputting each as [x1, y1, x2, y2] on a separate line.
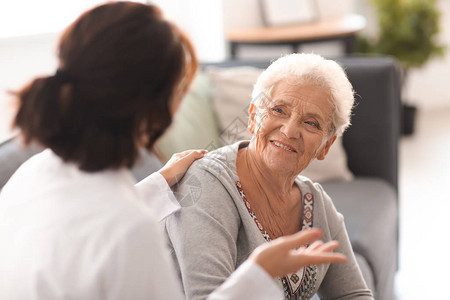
[0, 137, 43, 190]
[0, 136, 162, 190]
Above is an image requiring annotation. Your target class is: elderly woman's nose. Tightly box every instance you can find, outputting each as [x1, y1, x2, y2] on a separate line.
[280, 119, 301, 138]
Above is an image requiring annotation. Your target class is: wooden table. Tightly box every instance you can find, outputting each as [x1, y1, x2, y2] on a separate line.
[226, 14, 366, 58]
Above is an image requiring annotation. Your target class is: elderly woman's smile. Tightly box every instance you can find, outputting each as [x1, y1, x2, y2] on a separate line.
[269, 140, 297, 152]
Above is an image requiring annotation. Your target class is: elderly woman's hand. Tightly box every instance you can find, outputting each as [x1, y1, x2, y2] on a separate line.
[158, 149, 208, 187]
[249, 228, 347, 278]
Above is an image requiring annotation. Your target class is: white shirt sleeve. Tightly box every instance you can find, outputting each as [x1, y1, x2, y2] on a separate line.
[208, 260, 284, 300]
[135, 172, 180, 221]
[136, 173, 283, 300]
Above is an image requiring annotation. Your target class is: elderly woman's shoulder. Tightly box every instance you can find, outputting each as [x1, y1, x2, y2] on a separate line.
[186, 142, 241, 176]
[296, 175, 327, 195]
[171, 143, 243, 209]
[174, 142, 241, 191]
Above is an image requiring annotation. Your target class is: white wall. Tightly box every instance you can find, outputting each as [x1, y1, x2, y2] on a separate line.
[0, 0, 128, 141]
[403, 0, 450, 110]
[0, 33, 59, 141]
[151, 0, 225, 62]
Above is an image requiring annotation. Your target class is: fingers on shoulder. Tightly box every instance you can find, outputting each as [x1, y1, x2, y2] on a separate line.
[173, 149, 208, 160]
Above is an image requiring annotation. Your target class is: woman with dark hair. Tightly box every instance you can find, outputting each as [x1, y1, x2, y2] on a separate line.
[0, 2, 347, 299]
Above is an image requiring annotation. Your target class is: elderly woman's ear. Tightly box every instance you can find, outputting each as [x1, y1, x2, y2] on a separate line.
[316, 135, 337, 160]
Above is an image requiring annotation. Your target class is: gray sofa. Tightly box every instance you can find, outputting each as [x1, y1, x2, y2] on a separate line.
[0, 56, 400, 300]
[204, 57, 400, 300]
[321, 57, 400, 300]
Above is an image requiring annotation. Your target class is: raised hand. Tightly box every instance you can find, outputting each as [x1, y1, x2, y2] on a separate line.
[249, 228, 347, 278]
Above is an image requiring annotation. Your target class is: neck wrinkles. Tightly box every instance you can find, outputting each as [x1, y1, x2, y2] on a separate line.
[238, 142, 300, 212]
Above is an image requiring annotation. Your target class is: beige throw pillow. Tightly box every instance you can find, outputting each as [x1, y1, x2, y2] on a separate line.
[156, 72, 223, 161]
[207, 66, 353, 183]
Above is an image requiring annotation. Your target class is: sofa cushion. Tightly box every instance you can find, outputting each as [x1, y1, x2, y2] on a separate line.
[206, 65, 353, 182]
[354, 252, 375, 296]
[322, 177, 397, 300]
[156, 71, 223, 161]
[310, 252, 375, 300]
[301, 136, 353, 182]
[207, 66, 259, 144]
[130, 150, 164, 182]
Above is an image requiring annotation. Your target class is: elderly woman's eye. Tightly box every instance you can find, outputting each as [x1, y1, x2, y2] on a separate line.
[272, 107, 284, 114]
[305, 121, 320, 129]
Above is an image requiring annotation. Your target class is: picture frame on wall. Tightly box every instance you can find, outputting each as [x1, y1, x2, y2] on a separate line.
[260, 0, 319, 27]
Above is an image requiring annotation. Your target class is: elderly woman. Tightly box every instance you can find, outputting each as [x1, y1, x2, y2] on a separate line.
[165, 53, 374, 300]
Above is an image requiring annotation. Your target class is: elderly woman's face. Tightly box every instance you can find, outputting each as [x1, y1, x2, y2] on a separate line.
[249, 80, 336, 175]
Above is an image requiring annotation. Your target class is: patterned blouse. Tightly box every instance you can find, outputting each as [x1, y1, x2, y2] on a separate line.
[236, 180, 318, 300]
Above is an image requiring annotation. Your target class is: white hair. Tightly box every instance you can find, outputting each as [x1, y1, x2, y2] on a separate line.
[251, 53, 354, 136]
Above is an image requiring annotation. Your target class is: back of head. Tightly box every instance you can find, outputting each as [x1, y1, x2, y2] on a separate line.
[14, 2, 197, 171]
[252, 53, 354, 136]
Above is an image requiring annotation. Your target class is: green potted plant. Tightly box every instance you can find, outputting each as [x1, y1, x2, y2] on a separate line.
[357, 0, 445, 135]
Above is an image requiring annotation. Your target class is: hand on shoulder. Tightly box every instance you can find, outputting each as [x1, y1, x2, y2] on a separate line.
[158, 150, 208, 187]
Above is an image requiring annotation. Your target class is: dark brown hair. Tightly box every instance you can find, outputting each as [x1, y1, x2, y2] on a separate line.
[14, 2, 197, 172]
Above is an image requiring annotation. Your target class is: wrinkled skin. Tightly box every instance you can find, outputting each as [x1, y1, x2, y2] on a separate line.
[249, 80, 336, 176]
